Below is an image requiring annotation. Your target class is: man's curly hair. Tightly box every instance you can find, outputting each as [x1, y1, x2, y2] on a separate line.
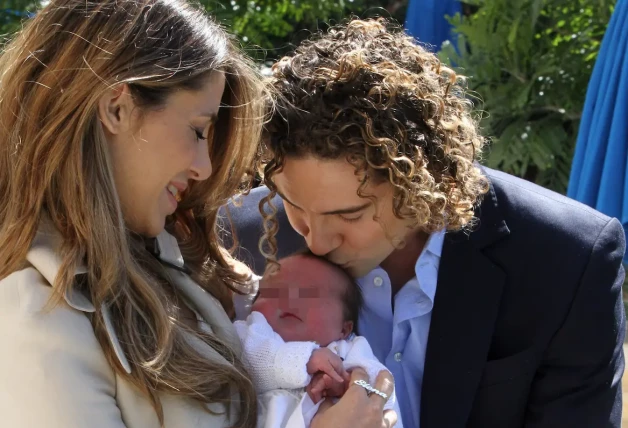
[259, 18, 489, 262]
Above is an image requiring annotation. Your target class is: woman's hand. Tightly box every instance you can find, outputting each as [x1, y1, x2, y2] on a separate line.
[311, 368, 397, 428]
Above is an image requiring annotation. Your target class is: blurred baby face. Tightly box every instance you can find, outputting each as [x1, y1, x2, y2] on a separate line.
[251, 255, 353, 346]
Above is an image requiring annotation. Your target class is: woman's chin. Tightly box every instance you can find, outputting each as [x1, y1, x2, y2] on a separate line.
[146, 218, 167, 238]
[127, 215, 166, 239]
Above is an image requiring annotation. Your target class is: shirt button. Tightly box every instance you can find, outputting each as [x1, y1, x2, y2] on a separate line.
[394, 352, 402, 362]
[373, 276, 384, 287]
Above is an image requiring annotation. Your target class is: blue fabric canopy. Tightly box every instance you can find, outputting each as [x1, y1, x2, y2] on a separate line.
[567, 0, 628, 262]
[405, 0, 461, 52]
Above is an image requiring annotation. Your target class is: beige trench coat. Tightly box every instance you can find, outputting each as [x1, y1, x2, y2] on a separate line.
[0, 223, 246, 427]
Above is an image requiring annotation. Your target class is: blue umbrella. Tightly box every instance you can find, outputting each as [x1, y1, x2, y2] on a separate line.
[405, 0, 461, 52]
[567, 0, 628, 262]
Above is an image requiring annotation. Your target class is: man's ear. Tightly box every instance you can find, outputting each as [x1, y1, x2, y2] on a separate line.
[341, 320, 354, 339]
[98, 83, 134, 136]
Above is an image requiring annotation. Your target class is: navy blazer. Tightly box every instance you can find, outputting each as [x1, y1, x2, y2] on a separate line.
[219, 167, 626, 427]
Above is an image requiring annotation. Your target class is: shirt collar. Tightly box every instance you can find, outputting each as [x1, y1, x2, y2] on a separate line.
[423, 228, 445, 258]
[411, 228, 445, 307]
[357, 228, 446, 311]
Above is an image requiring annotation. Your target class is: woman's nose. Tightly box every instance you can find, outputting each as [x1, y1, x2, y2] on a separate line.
[189, 140, 212, 181]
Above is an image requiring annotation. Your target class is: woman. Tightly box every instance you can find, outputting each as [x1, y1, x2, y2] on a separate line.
[0, 1, 394, 427]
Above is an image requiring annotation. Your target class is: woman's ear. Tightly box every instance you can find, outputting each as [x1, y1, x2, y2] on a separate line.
[98, 83, 134, 136]
[341, 320, 354, 339]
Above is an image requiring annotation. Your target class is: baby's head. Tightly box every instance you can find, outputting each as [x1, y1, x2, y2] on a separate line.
[252, 252, 362, 347]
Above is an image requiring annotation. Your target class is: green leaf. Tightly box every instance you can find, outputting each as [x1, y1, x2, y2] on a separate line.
[508, 17, 520, 52]
[439, 0, 614, 193]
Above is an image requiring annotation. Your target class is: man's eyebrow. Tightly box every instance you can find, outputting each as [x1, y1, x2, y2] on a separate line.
[275, 189, 301, 210]
[276, 189, 370, 216]
[321, 202, 370, 215]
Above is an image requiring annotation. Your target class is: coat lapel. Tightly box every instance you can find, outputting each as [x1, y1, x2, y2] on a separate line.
[26, 221, 133, 374]
[421, 179, 509, 427]
[154, 231, 243, 356]
[165, 266, 243, 356]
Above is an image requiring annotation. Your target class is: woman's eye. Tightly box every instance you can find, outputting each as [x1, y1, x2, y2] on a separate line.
[194, 129, 207, 141]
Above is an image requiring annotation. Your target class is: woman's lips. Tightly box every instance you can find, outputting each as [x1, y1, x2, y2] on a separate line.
[166, 188, 178, 211]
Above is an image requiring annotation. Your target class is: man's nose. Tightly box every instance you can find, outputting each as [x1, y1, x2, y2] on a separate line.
[305, 221, 341, 256]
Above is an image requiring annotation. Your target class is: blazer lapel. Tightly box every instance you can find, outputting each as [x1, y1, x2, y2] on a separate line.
[421, 179, 509, 427]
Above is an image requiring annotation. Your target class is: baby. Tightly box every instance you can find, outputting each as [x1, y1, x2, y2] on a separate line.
[233, 252, 400, 428]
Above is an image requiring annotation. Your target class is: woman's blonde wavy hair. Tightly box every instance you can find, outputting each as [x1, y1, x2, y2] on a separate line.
[260, 18, 489, 261]
[0, 1, 263, 427]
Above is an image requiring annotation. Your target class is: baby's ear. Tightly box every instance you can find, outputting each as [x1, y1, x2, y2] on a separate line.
[341, 320, 354, 339]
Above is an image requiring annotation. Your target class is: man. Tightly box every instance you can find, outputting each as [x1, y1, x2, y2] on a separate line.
[221, 18, 626, 428]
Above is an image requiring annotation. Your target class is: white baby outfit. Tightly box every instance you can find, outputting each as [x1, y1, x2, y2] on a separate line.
[233, 311, 401, 428]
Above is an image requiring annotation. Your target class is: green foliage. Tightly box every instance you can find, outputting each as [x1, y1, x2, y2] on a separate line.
[1, 0, 612, 194]
[439, 0, 614, 193]
[1, 1, 407, 59]
[202, 0, 408, 61]
[207, 0, 346, 51]
[0, 1, 41, 39]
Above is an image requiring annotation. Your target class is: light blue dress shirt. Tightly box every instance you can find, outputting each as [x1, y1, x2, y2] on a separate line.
[356, 230, 445, 428]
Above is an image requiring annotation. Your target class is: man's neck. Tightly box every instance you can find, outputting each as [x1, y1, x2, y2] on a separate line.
[380, 230, 430, 295]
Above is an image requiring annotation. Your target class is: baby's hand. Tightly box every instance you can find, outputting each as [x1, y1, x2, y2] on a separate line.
[307, 371, 350, 403]
[306, 348, 346, 381]
[306, 348, 348, 403]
